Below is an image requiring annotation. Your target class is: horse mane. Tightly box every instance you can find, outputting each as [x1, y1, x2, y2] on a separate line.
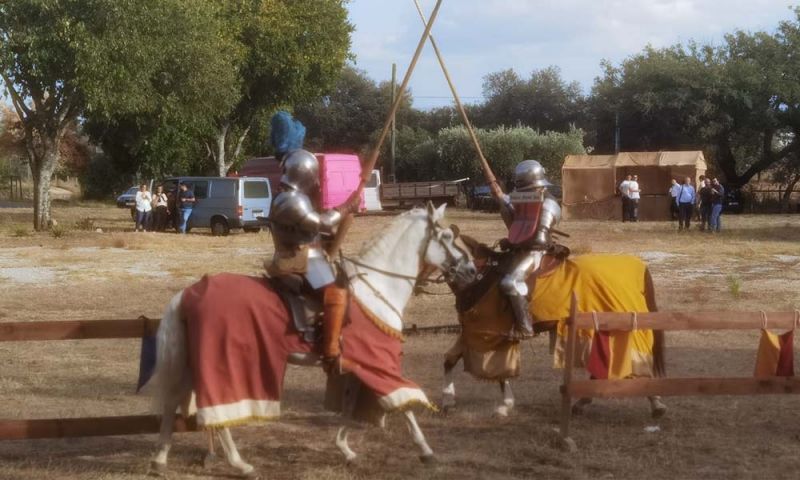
[356, 208, 427, 264]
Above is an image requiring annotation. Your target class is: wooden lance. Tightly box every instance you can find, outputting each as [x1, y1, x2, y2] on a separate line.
[411, 0, 504, 201]
[327, 0, 444, 257]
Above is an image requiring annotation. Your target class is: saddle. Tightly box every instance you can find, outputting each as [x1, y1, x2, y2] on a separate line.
[455, 236, 570, 316]
[268, 274, 323, 344]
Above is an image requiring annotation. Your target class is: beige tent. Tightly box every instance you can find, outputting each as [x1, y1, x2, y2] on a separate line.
[561, 151, 707, 221]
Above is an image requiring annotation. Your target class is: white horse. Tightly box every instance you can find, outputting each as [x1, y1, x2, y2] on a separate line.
[147, 204, 476, 477]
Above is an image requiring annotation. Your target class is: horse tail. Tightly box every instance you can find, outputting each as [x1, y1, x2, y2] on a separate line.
[150, 291, 193, 414]
[644, 267, 666, 377]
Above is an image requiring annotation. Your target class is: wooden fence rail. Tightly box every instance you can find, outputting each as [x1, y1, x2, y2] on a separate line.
[559, 296, 800, 450]
[0, 317, 462, 440]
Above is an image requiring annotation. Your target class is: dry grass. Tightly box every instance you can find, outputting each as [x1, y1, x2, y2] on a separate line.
[0, 204, 799, 479]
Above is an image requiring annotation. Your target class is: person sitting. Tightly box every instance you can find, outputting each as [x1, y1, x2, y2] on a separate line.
[265, 112, 360, 371]
[495, 160, 561, 339]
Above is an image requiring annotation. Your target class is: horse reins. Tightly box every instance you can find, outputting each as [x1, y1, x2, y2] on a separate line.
[340, 216, 468, 315]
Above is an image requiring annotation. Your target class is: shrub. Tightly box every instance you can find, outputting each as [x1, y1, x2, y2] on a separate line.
[50, 225, 67, 239]
[727, 275, 742, 298]
[74, 217, 96, 231]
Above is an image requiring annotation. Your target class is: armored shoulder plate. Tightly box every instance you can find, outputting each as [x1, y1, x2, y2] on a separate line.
[270, 190, 321, 245]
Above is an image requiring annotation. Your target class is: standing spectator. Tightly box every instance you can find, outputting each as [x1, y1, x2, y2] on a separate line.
[677, 177, 696, 231]
[694, 175, 706, 222]
[669, 179, 681, 220]
[698, 179, 713, 231]
[709, 178, 725, 232]
[177, 182, 195, 234]
[619, 174, 632, 222]
[628, 174, 641, 222]
[152, 185, 169, 232]
[134, 184, 152, 232]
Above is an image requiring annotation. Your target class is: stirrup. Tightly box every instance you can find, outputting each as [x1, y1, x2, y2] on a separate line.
[506, 327, 534, 341]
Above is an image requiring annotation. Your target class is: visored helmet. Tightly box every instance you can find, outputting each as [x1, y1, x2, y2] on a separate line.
[514, 160, 551, 191]
[280, 149, 319, 193]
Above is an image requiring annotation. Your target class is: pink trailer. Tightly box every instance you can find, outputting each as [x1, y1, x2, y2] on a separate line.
[318, 153, 365, 210]
[237, 153, 365, 211]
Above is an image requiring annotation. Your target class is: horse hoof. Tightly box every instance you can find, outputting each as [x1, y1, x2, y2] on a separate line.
[201, 452, 219, 469]
[561, 437, 578, 453]
[419, 454, 437, 465]
[571, 404, 584, 416]
[239, 467, 259, 479]
[651, 405, 667, 419]
[345, 455, 359, 467]
[494, 405, 510, 417]
[148, 461, 168, 477]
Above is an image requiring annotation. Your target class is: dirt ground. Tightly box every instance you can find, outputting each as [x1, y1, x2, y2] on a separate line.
[0, 201, 799, 479]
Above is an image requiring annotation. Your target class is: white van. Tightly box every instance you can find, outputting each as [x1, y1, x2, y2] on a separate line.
[160, 176, 272, 235]
[363, 170, 382, 211]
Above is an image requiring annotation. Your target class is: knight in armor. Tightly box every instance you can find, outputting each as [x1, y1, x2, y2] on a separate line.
[496, 160, 562, 339]
[266, 113, 360, 369]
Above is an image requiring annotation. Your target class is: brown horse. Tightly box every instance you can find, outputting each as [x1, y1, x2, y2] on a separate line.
[441, 235, 666, 418]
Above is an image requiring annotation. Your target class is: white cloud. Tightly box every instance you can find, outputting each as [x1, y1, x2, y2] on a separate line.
[348, 0, 795, 108]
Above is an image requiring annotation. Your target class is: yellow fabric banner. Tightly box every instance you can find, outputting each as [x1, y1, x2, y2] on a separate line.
[542, 255, 654, 379]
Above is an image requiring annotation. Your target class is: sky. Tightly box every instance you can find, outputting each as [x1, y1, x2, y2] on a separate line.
[347, 0, 797, 109]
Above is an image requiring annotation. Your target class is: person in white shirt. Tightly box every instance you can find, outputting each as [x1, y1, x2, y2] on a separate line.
[628, 174, 641, 222]
[619, 175, 632, 222]
[134, 184, 153, 232]
[152, 185, 169, 232]
[669, 179, 681, 220]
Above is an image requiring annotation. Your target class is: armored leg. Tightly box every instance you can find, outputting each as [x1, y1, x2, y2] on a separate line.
[500, 250, 542, 340]
[508, 294, 534, 338]
[322, 285, 348, 369]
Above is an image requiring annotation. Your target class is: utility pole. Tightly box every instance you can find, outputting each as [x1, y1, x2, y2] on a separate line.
[614, 111, 621, 154]
[390, 63, 397, 183]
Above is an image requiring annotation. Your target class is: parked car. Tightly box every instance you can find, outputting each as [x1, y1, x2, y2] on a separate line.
[116, 186, 138, 209]
[159, 176, 272, 235]
[724, 185, 744, 214]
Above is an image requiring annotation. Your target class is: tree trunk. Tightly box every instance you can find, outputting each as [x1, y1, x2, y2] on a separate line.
[211, 122, 251, 177]
[29, 136, 60, 231]
[215, 123, 228, 177]
[780, 174, 800, 213]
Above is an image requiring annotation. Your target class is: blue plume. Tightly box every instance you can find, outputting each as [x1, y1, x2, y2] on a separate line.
[270, 111, 306, 155]
[290, 119, 306, 150]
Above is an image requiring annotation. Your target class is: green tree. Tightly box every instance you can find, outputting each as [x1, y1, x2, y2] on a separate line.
[478, 67, 585, 133]
[207, 0, 353, 176]
[0, 0, 238, 229]
[589, 9, 800, 187]
[295, 65, 414, 155]
[396, 125, 585, 185]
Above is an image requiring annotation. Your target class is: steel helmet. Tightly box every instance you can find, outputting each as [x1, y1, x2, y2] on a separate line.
[513, 160, 551, 191]
[280, 149, 319, 193]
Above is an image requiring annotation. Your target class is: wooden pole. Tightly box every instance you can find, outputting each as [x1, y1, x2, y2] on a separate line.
[0, 415, 197, 441]
[574, 311, 800, 331]
[331, 0, 444, 251]
[559, 293, 578, 450]
[567, 377, 800, 399]
[411, 0, 503, 199]
[0, 317, 160, 342]
[390, 62, 397, 183]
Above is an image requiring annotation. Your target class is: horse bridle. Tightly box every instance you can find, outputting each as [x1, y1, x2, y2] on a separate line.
[340, 215, 469, 316]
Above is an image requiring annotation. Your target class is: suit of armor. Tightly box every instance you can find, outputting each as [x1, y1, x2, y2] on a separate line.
[497, 160, 562, 338]
[267, 149, 360, 364]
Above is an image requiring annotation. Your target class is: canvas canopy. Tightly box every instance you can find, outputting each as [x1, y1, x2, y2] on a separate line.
[561, 151, 707, 221]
